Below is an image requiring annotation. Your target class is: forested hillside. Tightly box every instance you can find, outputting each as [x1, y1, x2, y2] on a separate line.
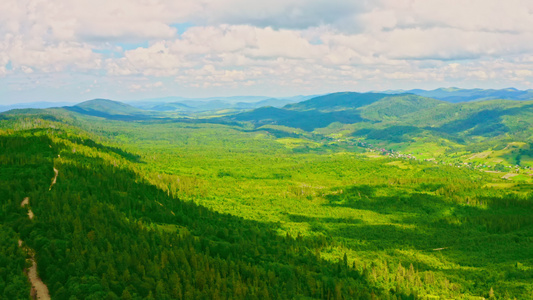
[1, 98, 532, 299]
[386, 88, 533, 103]
[65, 99, 160, 120]
[226, 93, 533, 171]
[0, 114, 383, 299]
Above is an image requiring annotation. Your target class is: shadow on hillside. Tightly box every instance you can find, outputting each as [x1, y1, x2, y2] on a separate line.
[226, 106, 369, 131]
[13, 127, 144, 164]
[66, 136, 143, 163]
[318, 182, 533, 269]
[429, 104, 533, 137]
[324, 184, 450, 216]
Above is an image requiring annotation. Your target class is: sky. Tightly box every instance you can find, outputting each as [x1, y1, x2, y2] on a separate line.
[1, 0, 533, 104]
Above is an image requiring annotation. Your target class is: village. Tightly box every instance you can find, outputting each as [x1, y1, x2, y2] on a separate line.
[334, 138, 533, 180]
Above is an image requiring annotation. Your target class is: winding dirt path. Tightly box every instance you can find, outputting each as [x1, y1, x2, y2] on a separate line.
[19, 200, 51, 299]
[20, 197, 34, 219]
[17, 167, 57, 299]
[49, 168, 58, 191]
[22, 243, 51, 300]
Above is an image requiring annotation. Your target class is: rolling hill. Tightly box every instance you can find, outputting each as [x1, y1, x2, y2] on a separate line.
[137, 97, 307, 112]
[359, 94, 448, 121]
[223, 92, 533, 168]
[284, 92, 389, 111]
[4, 90, 533, 171]
[228, 91, 533, 137]
[232, 106, 364, 131]
[229, 92, 445, 131]
[65, 99, 157, 120]
[385, 87, 533, 103]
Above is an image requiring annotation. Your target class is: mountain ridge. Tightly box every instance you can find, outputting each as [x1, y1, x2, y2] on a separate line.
[383, 87, 533, 103]
[65, 99, 156, 120]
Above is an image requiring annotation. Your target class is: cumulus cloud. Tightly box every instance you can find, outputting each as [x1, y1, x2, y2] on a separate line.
[0, 0, 200, 42]
[7, 39, 101, 73]
[1, 0, 533, 101]
[198, 0, 367, 30]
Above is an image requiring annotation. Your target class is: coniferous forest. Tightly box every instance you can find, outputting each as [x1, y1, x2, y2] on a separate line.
[1, 93, 533, 299]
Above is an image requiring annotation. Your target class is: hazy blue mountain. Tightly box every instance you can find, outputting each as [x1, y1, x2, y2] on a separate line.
[382, 87, 533, 103]
[127, 95, 270, 107]
[134, 95, 316, 112]
[65, 99, 157, 120]
[233, 98, 303, 109]
[148, 102, 194, 112]
[229, 92, 440, 130]
[0, 101, 76, 112]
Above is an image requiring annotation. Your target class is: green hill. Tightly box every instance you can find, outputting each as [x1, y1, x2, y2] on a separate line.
[66, 99, 156, 120]
[388, 87, 533, 103]
[231, 93, 448, 131]
[224, 92, 533, 169]
[359, 94, 448, 121]
[285, 92, 390, 111]
[232, 106, 364, 131]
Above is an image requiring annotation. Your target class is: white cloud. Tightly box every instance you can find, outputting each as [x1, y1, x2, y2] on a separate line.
[107, 42, 187, 76]
[0, 0, 201, 42]
[129, 80, 165, 91]
[6, 36, 101, 73]
[2, 0, 533, 102]
[198, 0, 366, 30]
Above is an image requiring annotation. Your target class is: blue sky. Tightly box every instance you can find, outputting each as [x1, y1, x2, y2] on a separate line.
[1, 0, 532, 104]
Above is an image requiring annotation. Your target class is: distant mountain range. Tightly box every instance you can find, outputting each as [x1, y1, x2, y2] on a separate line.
[229, 91, 533, 139]
[383, 87, 533, 103]
[0, 101, 76, 113]
[64, 99, 159, 120]
[129, 95, 316, 112]
[3, 88, 533, 112]
[59, 96, 318, 120]
[4, 88, 533, 150]
[3, 90, 533, 168]
[229, 92, 446, 131]
[0, 96, 306, 113]
[60, 91, 533, 142]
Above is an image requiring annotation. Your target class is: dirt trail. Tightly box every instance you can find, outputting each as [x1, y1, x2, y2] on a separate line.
[21, 197, 34, 220]
[20, 196, 51, 299]
[49, 168, 58, 190]
[16, 167, 57, 300]
[25, 246, 51, 300]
